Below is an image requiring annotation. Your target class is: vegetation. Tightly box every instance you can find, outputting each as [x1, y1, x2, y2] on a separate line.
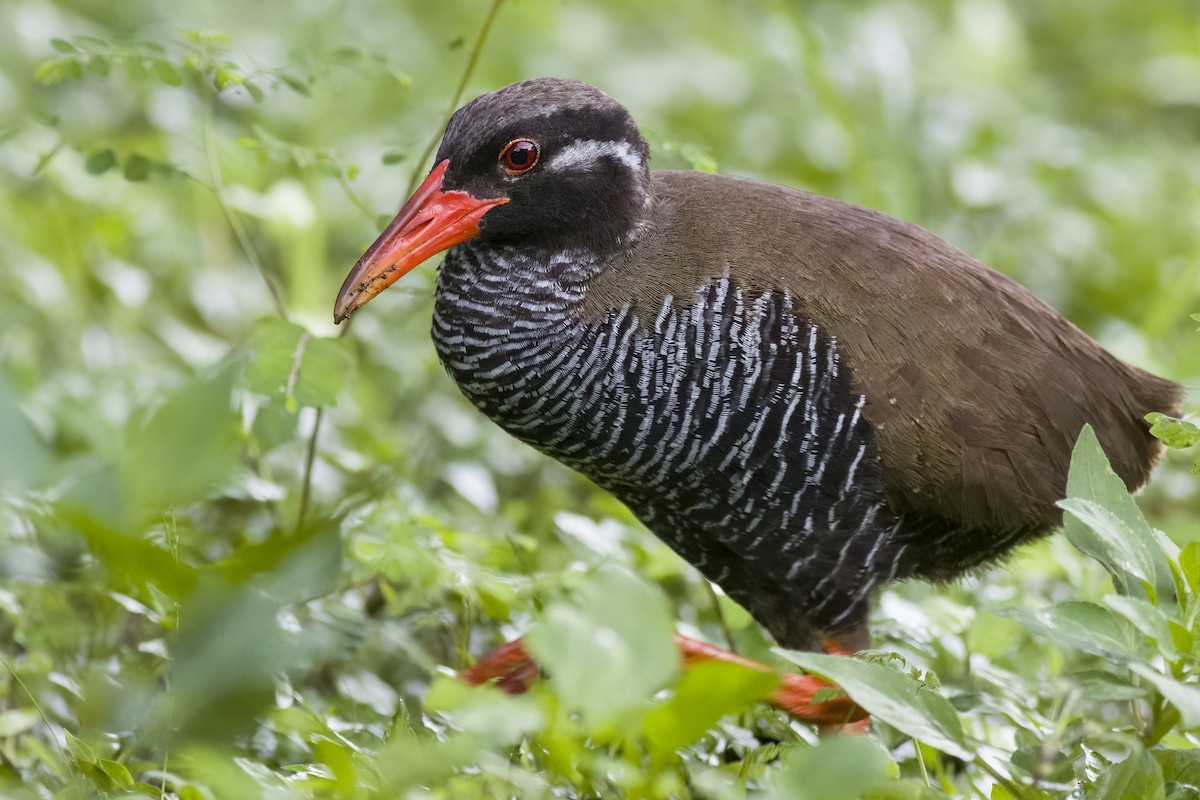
[1, 0, 1197, 797]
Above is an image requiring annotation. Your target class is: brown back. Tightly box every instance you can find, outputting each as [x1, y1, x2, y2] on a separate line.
[583, 170, 1181, 532]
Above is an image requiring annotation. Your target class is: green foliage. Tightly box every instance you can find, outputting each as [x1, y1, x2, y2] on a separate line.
[1, 0, 1198, 797]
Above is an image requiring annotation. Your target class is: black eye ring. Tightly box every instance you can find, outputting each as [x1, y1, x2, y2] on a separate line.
[500, 139, 540, 175]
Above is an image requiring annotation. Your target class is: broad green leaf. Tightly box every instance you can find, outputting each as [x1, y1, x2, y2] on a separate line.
[1001, 601, 1138, 660]
[643, 660, 779, 756]
[1072, 670, 1148, 702]
[525, 565, 677, 732]
[122, 363, 240, 519]
[84, 148, 116, 175]
[61, 508, 198, 598]
[65, 732, 96, 765]
[122, 153, 151, 181]
[1013, 741, 1076, 786]
[247, 319, 351, 411]
[1104, 595, 1178, 659]
[50, 38, 76, 52]
[310, 739, 355, 796]
[151, 544, 334, 743]
[150, 59, 182, 86]
[776, 651, 972, 760]
[1087, 744, 1165, 800]
[84, 56, 109, 77]
[98, 760, 134, 788]
[1180, 543, 1200, 597]
[426, 677, 545, 744]
[1129, 666, 1200, 730]
[761, 736, 894, 800]
[0, 709, 38, 737]
[0, 373, 47, 489]
[1060, 426, 1170, 602]
[1154, 749, 1200, 797]
[1060, 498, 1158, 592]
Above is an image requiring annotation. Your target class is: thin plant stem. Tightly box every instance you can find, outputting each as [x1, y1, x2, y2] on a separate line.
[0, 653, 74, 781]
[914, 739, 931, 787]
[295, 406, 323, 532]
[404, 0, 507, 196]
[202, 97, 288, 321]
[337, 168, 375, 219]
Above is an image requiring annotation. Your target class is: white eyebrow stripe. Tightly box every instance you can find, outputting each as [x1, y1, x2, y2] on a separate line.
[546, 139, 643, 172]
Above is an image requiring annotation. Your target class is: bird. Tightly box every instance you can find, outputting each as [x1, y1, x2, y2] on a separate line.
[335, 77, 1182, 725]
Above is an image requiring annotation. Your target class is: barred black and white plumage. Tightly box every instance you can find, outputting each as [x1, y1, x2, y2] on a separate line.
[434, 244, 912, 645]
[337, 77, 1181, 654]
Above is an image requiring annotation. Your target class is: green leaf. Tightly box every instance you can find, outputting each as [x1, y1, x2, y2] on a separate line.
[0, 709, 39, 737]
[50, 38, 77, 53]
[1059, 494, 1159, 591]
[246, 320, 352, 411]
[150, 59, 183, 86]
[1104, 595, 1178, 659]
[643, 660, 780, 756]
[0, 373, 48, 490]
[58, 507, 198, 598]
[1088, 744, 1165, 800]
[1072, 670, 1149, 702]
[1013, 742, 1077, 785]
[776, 651, 972, 760]
[122, 153, 151, 182]
[65, 732, 97, 765]
[1146, 413, 1200, 449]
[524, 565, 678, 731]
[426, 677, 545, 743]
[85, 149, 117, 175]
[1154, 749, 1200, 796]
[122, 363, 240, 519]
[34, 57, 82, 83]
[1180, 542, 1200, 597]
[214, 67, 244, 89]
[280, 73, 310, 95]
[1060, 425, 1168, 601]
[1001, 601, 1138, 660]
[762, 736, 894, 800]
[1128, 666, 1200, 729]
[84, 56, 110, 77]
[98, 760, 134, 788]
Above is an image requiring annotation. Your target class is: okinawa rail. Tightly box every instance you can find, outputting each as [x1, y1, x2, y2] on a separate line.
[335, 78, 1181, 724]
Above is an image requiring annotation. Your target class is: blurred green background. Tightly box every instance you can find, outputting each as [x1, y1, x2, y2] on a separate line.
[1, 0, 1197, 797]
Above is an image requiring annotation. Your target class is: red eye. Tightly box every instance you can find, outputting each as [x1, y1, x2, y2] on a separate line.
[500, 139, 539, 174]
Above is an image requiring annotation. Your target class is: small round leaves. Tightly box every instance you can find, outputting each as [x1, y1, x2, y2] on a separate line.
[500, 139, 539, 175]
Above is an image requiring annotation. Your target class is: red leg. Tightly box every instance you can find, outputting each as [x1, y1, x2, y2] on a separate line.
[674, 634, 867, 731]
[462, 633, 867, 731]
[460, 639, 538, 694]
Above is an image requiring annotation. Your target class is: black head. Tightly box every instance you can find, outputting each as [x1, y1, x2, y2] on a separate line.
[437, 78, 651, 253]
[334, 78, 650, 322]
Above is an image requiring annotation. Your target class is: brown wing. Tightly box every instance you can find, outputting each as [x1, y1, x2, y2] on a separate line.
[584, 170, 1181, 533]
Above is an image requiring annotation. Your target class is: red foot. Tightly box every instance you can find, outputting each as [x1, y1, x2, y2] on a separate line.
[460, 639, 539, 694]
[462, 633, 867, 730]
[674, 634, 867, 731]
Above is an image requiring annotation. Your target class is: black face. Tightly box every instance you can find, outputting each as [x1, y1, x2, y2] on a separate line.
[434, 78, 652, 255]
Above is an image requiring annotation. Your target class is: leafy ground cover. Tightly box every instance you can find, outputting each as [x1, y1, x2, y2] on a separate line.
[1, 0, 1198, 796]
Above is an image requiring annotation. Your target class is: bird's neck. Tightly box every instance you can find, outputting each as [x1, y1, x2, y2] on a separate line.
[431, 242, 607, 418]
